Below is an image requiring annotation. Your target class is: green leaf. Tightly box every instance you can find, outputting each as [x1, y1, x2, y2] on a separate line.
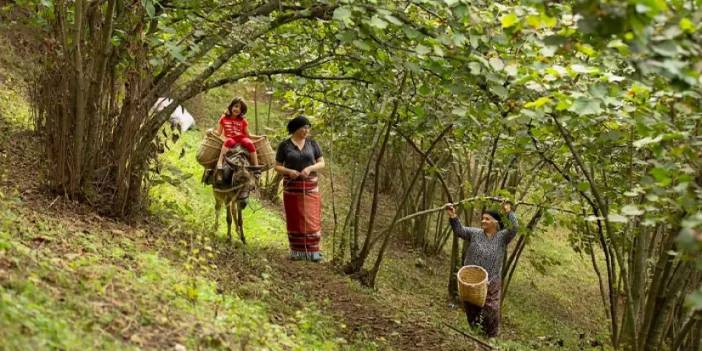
[504, 64, 518, 76]
[352, 40, 371, 51]
[433, 45, 445, 57]
[165, 42, 185, 62]
[679, 18, 695, 33]
[488, 57, 504, 71]
[452, 4, 469, 19]
[144, 0, 155, 17]
[452, 33, 468, 47]
[555, 96, 572, 111]
[335, 31, 355, 43]
[384, 14, 403, 26]
[542, 15, 557, 28]
[651, 41, 680, 57]
[650, 167, 672, 187]
[685, 290, 702, 310]
[418, 84, 431, 95]
[607, 214, 628, 223]
[500, 13, 519, 29]
[633, 135, 663, 148]
[451, 107, 467, 116]
[570, 64, 597, 74]
[526, 15, 541, 28]
[621, 205, 644, 216]
[524, 97, 551, 109]
[576, 43, 596, 57]
[333, 7, 352, 23]
[415, 44, 431, 56]
[489, 84, 508, 99]
[576, 181, 590, 192]
[469, 62, 482, 75]
[569, 98, 602, 116]
[369, 15, 388, 29]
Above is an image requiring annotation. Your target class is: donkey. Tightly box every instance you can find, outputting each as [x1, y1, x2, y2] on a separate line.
[212, 146, 257, 244]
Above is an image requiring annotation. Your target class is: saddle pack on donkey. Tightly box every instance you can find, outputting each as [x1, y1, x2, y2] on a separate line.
[202, 146, 256, 199]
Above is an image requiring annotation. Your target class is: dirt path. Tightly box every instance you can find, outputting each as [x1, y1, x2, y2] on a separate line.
[269, 257, 461, 350]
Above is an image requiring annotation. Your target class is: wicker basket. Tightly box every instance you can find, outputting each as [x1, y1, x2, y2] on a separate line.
[457, 265, 488, 307]
[253, 136, 275, 170]
[196, 130, 223, 168]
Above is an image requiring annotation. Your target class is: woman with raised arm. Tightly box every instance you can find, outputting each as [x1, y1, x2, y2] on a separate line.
[446, 201, 518, 338]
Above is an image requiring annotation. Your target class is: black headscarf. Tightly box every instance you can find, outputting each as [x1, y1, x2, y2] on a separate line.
[287, 115, 311, 134]
[483, 209, 503, 230]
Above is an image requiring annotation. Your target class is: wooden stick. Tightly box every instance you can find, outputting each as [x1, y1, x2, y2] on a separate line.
[443, 322, 494, 350]
[395, 196, 499, 225]
[395, 196, 578, 225]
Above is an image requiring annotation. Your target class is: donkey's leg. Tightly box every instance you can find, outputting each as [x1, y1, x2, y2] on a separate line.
[236, 200, 246, 245]
[214, 195, 222, 233]
[226, 199, 234, 243]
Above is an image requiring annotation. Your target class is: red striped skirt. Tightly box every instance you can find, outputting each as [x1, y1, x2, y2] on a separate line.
[283, 176, 322, 260]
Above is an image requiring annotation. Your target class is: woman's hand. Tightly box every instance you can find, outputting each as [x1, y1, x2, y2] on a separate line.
[501, 201, 513, 213]
[300, 166, 312, 177]
[445, 203, 457, 219]
[288, 169, 301, 179]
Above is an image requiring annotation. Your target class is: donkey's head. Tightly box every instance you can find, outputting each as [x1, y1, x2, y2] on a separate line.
[223, 146, 256, 189]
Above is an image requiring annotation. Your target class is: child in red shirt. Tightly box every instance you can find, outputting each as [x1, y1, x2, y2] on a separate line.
[215, 97, 262, 174]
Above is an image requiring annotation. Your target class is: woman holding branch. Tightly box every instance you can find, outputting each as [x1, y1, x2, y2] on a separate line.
[446, 201, 518, 338]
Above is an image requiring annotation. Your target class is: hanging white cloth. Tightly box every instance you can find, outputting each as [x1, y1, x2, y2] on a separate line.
[152, 97, 196, 132]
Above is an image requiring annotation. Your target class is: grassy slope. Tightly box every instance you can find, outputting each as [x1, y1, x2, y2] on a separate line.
[0, 36, 372, 351]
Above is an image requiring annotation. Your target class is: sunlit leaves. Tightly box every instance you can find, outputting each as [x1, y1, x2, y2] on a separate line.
[525, 14, 557, 29]
[500, 13, 518, 29]
[524, 97, 551, 109]
[678, 18, 695, 33]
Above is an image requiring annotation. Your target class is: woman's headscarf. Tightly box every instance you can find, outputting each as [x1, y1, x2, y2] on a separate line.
[483, 209, 503, 230]
[287, 115, 311, 134]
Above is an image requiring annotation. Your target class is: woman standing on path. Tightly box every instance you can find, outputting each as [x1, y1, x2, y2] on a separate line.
[446, 202, 518, 338]
[274, 116, 326, 261]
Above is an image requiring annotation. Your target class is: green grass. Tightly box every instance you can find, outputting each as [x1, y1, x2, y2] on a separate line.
[0, 202, 362, 350]
[0, 34, 31, 128]
[500, 228, 610, 350]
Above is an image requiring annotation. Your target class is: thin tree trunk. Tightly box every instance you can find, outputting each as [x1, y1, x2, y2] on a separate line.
[348, 122, 385, 266]
[366, 124, 453, 287]
[71, 0, 87, 195]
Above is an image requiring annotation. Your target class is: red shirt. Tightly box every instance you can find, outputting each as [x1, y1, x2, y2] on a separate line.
[219, 115, 249, 139]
